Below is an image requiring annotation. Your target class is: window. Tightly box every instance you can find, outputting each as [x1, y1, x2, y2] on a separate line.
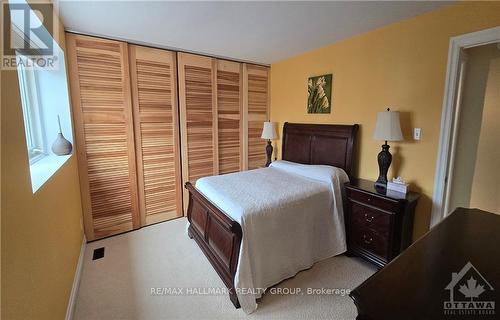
[17, 58, 46, 163]
[10, 0, 74, 193]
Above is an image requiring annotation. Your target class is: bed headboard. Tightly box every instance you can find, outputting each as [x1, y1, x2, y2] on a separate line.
[281, 122, 359, 178]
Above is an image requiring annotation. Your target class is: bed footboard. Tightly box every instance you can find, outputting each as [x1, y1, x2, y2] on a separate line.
[185, 182, 242, 308]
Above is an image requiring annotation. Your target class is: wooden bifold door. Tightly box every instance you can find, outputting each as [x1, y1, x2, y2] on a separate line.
[67, 34, 182, 240]
[216, 60, 243, 174]
[67, 33, 269, 240]
[66, 35, 140, 240]
[177, 53, 218, 210]
[129, 45, 182, 226]
[245, 65, 270, 170]
[178, 53, 269, 210]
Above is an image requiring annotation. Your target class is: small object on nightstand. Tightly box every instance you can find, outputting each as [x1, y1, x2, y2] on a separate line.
[373, 108, 403, 189]
[386, 189, 407, 200]
[261, 121, 278, 167]
[344, 178, 420, 268]
[387, 176, 409, 194]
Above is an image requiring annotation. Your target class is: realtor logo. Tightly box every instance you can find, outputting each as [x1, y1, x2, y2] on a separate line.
[1, 0, 58, 69]
[444, 261, 495, 316]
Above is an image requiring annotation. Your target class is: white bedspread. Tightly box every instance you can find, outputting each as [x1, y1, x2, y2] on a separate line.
[194, 160, 349, 313]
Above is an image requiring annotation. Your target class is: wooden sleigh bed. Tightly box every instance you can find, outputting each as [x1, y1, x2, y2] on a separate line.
[185, 122, 359, 308]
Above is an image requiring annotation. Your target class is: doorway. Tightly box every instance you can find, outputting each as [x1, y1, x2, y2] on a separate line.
[431, 26, 500, 226]
[447, 43, 500, 214]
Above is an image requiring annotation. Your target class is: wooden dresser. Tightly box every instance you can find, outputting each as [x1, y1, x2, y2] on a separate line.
[349, 208, 499, 320]
[344, 179, 420, 268]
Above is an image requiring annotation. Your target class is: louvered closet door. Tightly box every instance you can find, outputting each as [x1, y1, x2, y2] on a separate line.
[245, 64, 270, 170]
[129, 45, 182, 225]
[66, 34, 140, 240]
[217, 60, 243, 174]
[178, 53, 217, 210]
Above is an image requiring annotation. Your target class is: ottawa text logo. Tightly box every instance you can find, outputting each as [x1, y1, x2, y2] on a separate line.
[444, 261, 495, 316]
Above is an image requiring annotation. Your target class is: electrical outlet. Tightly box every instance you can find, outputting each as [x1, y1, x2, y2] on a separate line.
[414, 128, 422, 140]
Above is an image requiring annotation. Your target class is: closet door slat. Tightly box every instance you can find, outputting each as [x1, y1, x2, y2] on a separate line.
[129, 45, 183, 225]
[178, 53, 218, 211]
[66, 34, 140, 240]
[217, 60, 242, 174]
[245, 64, 270, 170]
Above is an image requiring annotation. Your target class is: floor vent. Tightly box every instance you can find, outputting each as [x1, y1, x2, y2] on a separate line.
[92, 247, 105, 260]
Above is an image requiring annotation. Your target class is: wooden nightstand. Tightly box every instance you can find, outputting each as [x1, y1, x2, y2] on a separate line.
[344, 178, 420, 268]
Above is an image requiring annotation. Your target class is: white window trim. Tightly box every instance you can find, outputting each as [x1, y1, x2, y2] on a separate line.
[29, 154, 71, 192]
[17, 56, 47, 164]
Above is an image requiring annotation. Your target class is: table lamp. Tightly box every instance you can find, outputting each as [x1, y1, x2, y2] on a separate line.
[373, 108, 403, 189]
[261, 121, 278, 167]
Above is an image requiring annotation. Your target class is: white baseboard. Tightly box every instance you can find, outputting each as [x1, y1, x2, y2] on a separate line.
[65, 234, 87, 320]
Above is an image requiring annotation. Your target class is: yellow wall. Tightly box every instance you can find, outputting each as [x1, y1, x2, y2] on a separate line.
[1, 3, 84, 319]
[270, 2, 500, 239]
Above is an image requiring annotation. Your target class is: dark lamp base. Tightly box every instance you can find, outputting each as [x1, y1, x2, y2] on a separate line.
[375, 142, 392, 188]
[265, 140, 273, 167]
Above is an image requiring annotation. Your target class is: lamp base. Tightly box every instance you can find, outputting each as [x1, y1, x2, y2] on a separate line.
[265, 140, 273, 167]
[374, 181, 388, 191]
[375, 142, 392, 189]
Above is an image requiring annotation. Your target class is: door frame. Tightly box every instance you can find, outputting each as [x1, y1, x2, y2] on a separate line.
[431, 26, 500, 227]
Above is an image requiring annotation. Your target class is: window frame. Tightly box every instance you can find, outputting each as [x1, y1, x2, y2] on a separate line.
[17, 56, 47, 164]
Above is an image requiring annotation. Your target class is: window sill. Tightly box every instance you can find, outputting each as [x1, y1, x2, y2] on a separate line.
[29, 154, 72, 193]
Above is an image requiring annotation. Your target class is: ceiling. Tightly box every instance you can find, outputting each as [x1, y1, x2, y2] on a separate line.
[58, 1, 453, 64]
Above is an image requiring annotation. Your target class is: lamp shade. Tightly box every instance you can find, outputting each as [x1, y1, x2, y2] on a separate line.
[261, 121, 278, 140]
[373, 110, 403, 141]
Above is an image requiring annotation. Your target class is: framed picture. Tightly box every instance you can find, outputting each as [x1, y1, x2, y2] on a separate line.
[307, 74, 332, 114]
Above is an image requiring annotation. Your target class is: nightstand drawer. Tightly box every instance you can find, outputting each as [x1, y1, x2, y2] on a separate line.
[349, 188, 399, 212]
[351, 202, 391, 234]
[344, 179, 420, 268]
[351, 226, 389, 260]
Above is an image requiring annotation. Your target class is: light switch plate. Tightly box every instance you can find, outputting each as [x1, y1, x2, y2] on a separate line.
[414, 128, 421, 140]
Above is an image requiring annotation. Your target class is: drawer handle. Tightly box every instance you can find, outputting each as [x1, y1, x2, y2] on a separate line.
[366, 197, 372, 202]
[363, 234, 373, 244]
[364, 213, 374, 223]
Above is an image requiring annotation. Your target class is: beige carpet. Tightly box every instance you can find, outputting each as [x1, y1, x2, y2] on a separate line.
[74, 218, 376, 320]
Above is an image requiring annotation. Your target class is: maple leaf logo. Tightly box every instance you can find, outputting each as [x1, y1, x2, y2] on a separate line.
[459, 276, 485, 301]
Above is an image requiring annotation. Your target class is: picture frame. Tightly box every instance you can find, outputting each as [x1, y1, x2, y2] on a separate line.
[307, 74, 332, 114]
